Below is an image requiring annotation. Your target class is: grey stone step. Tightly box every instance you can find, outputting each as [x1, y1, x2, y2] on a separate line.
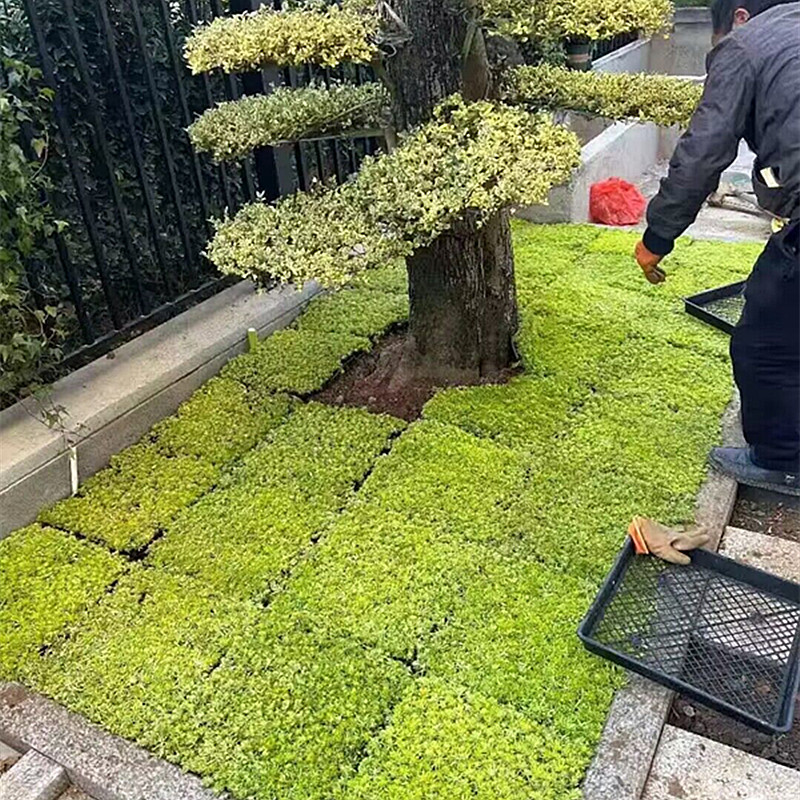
[720, 526, 800, 583]
[0, 740, 20, 774]
[643, 725, 799, 800]
[0, 750, 69, 800]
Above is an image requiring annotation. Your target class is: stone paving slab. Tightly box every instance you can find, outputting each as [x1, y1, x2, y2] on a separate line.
[0, 684, 220, 800]
[720, 526, 800, 583]
[643, 725, 799, 800]
[0, 750, 69, 800]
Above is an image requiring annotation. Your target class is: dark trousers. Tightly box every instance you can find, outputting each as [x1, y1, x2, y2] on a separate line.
[731, 220, 800, 472]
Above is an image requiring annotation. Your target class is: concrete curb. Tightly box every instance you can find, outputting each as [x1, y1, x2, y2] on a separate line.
[0, 684, 221, 800]
[0, 279, 321, 538]
[581, 396, 742, 800]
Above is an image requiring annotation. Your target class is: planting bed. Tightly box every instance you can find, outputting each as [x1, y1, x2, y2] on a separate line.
[0, 224, 760, 799]
[731, 486, 800, 545]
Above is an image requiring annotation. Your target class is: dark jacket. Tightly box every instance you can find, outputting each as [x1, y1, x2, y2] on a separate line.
[644, 2, 800, 255]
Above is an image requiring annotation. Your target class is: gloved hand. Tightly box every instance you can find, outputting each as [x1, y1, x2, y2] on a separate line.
[628, 516, 710, 565]
[634, 241, 667, 284]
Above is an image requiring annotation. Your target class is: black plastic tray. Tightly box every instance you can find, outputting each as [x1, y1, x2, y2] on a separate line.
[579, 540, 800, 734]
[684, 281, 746, 334]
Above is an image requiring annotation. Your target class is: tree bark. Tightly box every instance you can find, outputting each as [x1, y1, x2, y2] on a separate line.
[383, 0, 519, 383]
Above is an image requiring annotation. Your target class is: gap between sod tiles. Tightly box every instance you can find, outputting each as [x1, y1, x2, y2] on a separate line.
[148, 402, 406, 602]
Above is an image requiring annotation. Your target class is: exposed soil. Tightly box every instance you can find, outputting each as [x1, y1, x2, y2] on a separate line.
[704, 293, 746, 327]
[730, 486, 800, 544]
[314, 328, 519, 421]
[670, 694, 800, 770]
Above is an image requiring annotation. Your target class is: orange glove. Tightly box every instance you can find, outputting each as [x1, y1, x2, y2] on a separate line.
[629, 517, 710, 565]
[635, 241, 667, 284]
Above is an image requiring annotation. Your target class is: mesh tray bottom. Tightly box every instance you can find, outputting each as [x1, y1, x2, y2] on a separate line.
[683, 636, 785, 721]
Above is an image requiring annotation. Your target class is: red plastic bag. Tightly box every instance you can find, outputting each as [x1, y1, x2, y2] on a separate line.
[589, 178, 646, 226]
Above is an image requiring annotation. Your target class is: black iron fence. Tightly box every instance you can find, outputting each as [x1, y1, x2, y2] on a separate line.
[5, 0, 377, 367]
[594, 31, 640, 60]
[5, 0, 637, 369]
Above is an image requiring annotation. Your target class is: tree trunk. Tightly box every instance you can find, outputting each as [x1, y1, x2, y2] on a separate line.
[384, 0, 519, 383]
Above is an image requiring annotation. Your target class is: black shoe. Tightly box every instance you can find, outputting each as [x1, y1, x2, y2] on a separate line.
[709, 447, 800, 496]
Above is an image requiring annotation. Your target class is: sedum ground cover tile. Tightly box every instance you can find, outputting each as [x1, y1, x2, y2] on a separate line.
[294, 287, 408, 337]
[6, 224, 759, 800]
[22, 568, 256, 764]
[221, 328, 371, 395]
[0, 526, 126, 678]
[181, 618, 410, 800]
[342, 678, 588, 800]
[38, 444, 218, 553]
[149, 403, 405, 600]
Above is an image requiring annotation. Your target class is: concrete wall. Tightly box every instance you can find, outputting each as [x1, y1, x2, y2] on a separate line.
[0, 280, 320, 538]
[517, 8, 711, 225]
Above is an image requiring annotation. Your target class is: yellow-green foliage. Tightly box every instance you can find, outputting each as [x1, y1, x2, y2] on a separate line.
[344, 678, 588, 800]
[39, 444, 218, 553]
[189, 83, 389, 162]
[484, 0, 673, 41]
[207, 98, 581, 287]
[184, 4, 377, 73]
[221, 329, 371, 395]
[0, 526, 125, 677]
[5, 224, 760, 800]
[295, 287, 408, 336]
[507, 64, 703, 127]
[152, 376, 292, 465]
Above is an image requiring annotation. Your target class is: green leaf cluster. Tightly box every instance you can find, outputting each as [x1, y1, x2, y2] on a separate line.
[343, 677, 588, 800]
[220, 328, 371, 395]
[39, 444, 219, 552]
[0, 56, 67, 404]
[295, 286, 408, 336]
[181, 620, 410, 800]
[483, 0, 674, 41]
[149, 403, 405, 600]
[184, 3, 377, 74]
[207, 98, 581, 287]
[152, 376, 291, 465]
[0, 525, 125, 677]
[189, 82, 389, 162]
[23, 568, 256, 763]
[507, 64, 703, 128]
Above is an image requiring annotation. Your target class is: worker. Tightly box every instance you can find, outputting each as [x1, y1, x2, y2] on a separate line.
[635, 0, 800, 497]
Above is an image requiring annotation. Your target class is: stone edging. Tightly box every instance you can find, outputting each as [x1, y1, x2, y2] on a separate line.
[0, 683, 222, 800]
[581, 396, 742, 799]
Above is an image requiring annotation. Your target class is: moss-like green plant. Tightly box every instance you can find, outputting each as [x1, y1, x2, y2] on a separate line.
[295, 287, 408, 337]
[420, 554, 623, 745]
[270, 505, 485, 659]
[206, 99, 581, 287]
[184, 3, 378, 73]
[23, 568, 256, 763]
[39, 445, 218, 552]
[423, 374, 584, 453]
[182, 620, 410, 800]
[349, 260, 408, 294]
[189, 82, 389, 162]
[7, 224, 757, 800]
[152, 377, 292, 465]
[356, 420, 530, 543]
[224, 402, 405, 496]
[507, 64, 703, 128]
[484, 0, 673, 41]
[221, 329, 370, 395]
[150, 403, 405, 600]
[343, 678, 588, 800]
[0, 526, 125, 678]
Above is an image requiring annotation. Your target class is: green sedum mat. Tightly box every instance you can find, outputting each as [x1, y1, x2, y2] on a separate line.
[2, 224, 759, 799]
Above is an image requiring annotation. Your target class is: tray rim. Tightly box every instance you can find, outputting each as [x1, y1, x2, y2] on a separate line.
[578, 539, 800, 734]
[683, 280, 747, 335]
